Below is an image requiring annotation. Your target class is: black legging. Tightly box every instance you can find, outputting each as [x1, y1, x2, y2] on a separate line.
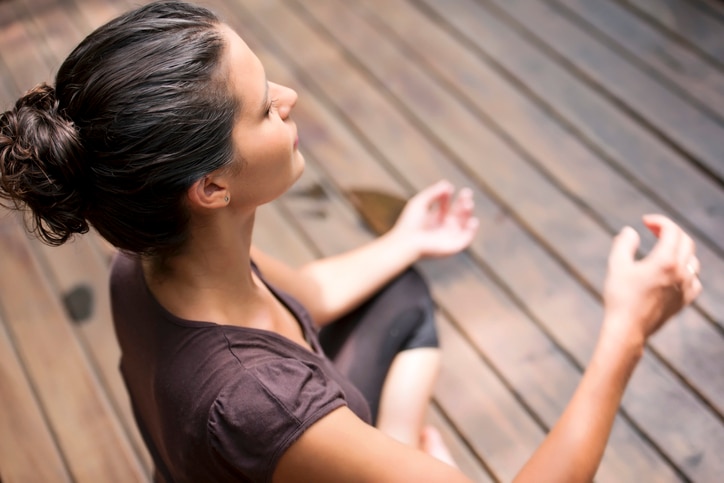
[318, 268, 439, 424]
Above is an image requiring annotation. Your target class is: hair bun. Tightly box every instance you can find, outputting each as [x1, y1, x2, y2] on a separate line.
[0, 83, 90, 244]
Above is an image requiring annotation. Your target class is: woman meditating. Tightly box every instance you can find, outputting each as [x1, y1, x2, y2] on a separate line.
[0, 2, 701, 482]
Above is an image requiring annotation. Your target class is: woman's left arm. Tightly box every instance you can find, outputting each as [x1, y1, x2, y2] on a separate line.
[252, 180, 479, 325]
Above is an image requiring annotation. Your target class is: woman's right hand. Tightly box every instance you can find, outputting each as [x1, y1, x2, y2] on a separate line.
[514, 215, 702, 483]
[601, 214, 702, 351]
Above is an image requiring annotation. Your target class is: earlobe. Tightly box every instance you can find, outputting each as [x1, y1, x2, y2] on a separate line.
[187, 176, 229, 210]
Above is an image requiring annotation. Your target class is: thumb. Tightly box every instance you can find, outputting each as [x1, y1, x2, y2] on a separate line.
[608, 226, 640, 269]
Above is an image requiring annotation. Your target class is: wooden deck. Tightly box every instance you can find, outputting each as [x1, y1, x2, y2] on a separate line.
[1, 0, 723, 481]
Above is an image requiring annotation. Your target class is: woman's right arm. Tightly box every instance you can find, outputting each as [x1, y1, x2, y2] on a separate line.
[273, 215, 700, 483]
[513, 214, 701, 482]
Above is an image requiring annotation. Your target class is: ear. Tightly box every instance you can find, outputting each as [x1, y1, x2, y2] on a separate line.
[187, 173, 230, 211]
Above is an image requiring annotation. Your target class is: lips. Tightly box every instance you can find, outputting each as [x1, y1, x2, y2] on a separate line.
[293, 135, 299, 149]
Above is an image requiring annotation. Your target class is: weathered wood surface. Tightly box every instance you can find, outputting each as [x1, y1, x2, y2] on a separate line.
[1, 0, 722, 481]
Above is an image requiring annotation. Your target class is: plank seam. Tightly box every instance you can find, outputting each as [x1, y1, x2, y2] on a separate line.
[25, 234, 151, 478]
[429, 399, 501, 482]
[472, 0, 724, 188]
[613, 0, 724, 72]
[405, 0, 724, 306]
[0, 217, 75, 481]
[546, 0, 724, 128]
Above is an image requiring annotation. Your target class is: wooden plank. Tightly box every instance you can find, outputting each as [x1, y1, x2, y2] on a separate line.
[0, 0, 150, 471]
[0, 1, 151, 471]
[0, 213, 146, 481]
[358, 0, 724, 318]
[287, 0, 724, 419]
[13, 0, 87, 73]
[425, 405, 495, 483]
[0, 312, 71, 482]
[0, 58, 17, 109]
[553, 0, 724, 120]
[433, 315, 544, 482]
[229, 1, 724, 479]
[65, 0, 129, 36]
[87, 229, 118, 263]
[619, 0, 724, 66]
[412, 0, 724, 331]
[0, 2, 146, 479]
[695, 0, 724, 20]
[353, 0, 724, 417]
[0, 1, 54, 94]
[252, 203, 322, 264]
[484, 0, 724, 184]
[0, 18, 21, 109]
[32, 235, 153, 476]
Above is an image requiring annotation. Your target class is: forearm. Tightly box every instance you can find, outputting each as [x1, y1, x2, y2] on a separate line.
[514, 320, 643, 482]
[299, 230, 420, 325]
[515, 216, 701, 482]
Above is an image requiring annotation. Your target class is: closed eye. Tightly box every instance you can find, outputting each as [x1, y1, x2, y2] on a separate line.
[266, 98, 279, 117]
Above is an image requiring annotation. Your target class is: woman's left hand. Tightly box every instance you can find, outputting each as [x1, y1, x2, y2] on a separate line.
[389, 180, 479, 259]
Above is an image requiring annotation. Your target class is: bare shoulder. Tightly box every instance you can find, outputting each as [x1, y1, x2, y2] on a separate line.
[273, 407, 471, 483]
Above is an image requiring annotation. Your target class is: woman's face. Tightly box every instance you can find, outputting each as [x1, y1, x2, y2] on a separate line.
[220, 24, 305, 208]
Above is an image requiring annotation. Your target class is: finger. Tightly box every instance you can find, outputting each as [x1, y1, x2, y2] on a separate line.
[684, 275, 703, 306]
[683, 255, 700, 295]
[676, 232, 695, 276]
[451, 188, 474, 222]
[642, 214, 663, 238]
[418, 180, 453, 220]
[466, 217, 480, 236]
[643, 214, 682, 263]
[608, 226, 640, 269]
[686, 256, 701, 277]
[437, 186, 453, 224]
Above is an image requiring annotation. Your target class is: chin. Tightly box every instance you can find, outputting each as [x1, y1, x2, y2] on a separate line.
[270, 155, 305, 201]
[292, 152, 306, 180]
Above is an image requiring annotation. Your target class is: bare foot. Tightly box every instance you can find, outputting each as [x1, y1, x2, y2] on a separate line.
[420, 426, 458, 468]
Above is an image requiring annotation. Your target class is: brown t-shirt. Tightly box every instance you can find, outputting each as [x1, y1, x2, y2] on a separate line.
[110, 253, 371, 482]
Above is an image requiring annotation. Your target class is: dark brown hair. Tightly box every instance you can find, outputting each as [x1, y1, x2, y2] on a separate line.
[0, 1, 237, 257]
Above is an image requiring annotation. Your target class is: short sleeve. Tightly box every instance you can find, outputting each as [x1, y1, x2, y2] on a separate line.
[208, 358, 347, 482]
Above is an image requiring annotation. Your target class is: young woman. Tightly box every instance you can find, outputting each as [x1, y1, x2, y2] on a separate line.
[0, 2, 701, 482]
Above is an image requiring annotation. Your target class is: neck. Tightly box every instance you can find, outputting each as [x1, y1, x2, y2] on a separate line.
[142, 209, 259, 323]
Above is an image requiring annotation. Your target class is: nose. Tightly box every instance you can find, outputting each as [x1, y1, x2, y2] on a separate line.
[271, 82, 297, 120]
